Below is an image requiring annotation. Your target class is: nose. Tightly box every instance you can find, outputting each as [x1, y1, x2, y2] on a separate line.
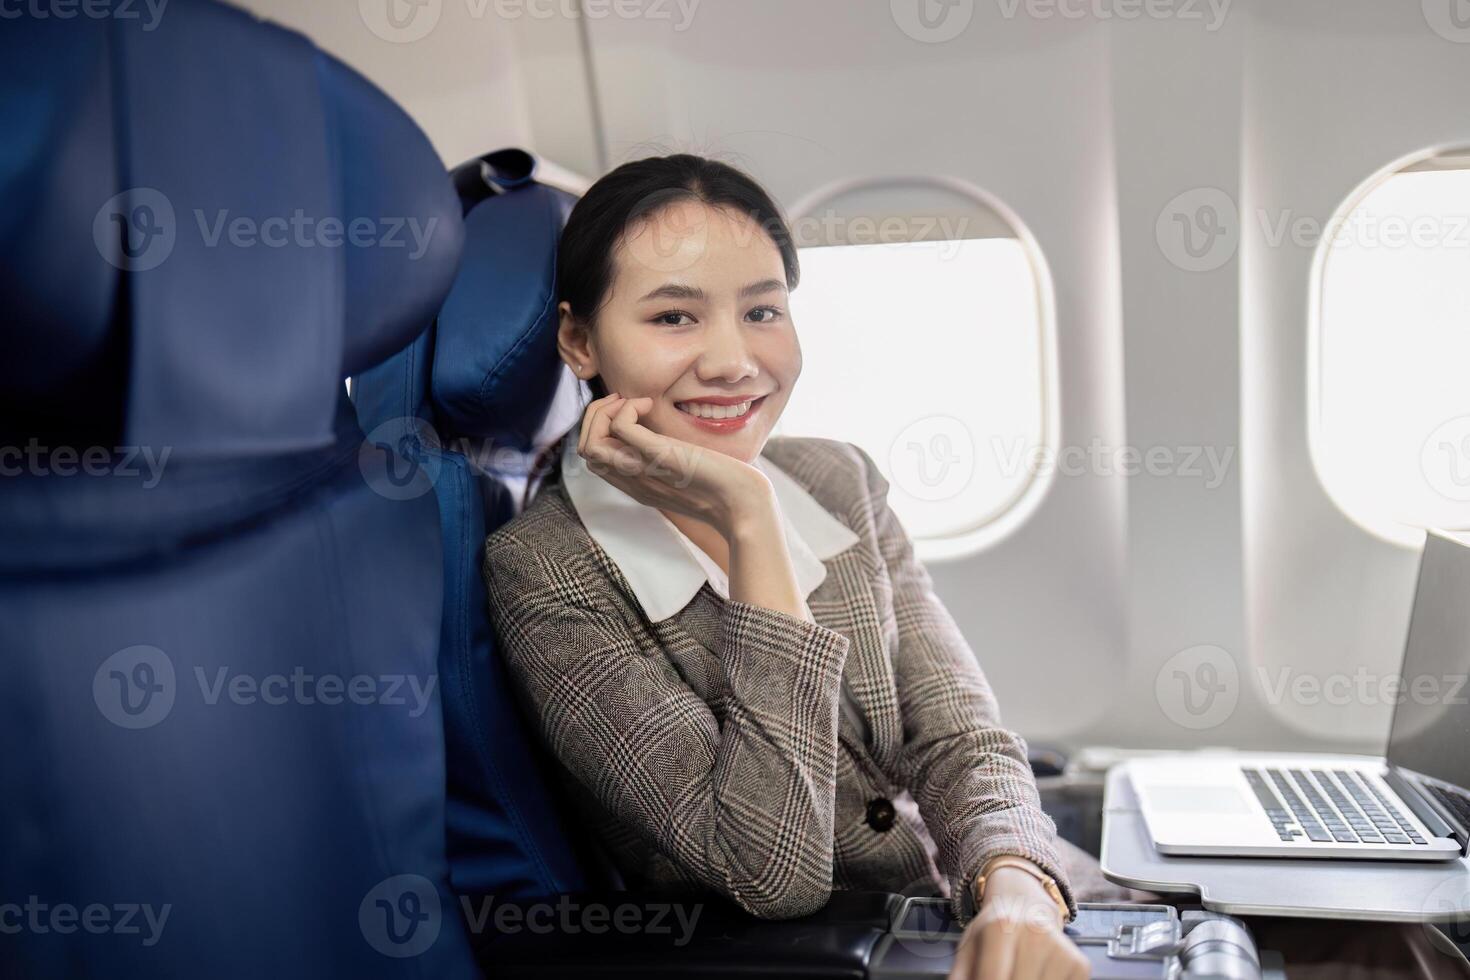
[694, 312, 759, 385]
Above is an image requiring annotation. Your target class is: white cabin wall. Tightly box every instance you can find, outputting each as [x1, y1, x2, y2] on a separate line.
[234, 0, 540, 168]
[1241, 0, 1470, 753]
[1111, 14, 1259, 750]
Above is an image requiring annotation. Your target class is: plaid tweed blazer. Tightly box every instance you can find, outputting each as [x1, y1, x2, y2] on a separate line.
[482, 435, 1075, 923]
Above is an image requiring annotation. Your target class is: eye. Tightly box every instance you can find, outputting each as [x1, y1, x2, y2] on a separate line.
[746, 306, 784, 323]
[652, 310, 695, 327]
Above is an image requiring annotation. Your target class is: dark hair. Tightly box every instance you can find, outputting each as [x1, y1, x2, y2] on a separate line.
[556, 154, 801, 400]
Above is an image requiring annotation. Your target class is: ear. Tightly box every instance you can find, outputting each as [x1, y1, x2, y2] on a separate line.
[556, 301, 596, 380]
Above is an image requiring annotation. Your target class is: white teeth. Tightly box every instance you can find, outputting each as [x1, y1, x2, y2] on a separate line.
[677, 399, 754, 420]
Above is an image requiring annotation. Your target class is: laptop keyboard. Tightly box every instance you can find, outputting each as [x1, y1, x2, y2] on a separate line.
[1425, 782, 1470, 830]
[1241, 767, 1426, 845]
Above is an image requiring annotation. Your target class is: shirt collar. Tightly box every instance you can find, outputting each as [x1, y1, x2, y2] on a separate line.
[558, 435, 860, 622]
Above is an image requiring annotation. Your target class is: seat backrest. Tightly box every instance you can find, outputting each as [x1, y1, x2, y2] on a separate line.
[353, 149, 607, 911]
[0, 4, 477, 977]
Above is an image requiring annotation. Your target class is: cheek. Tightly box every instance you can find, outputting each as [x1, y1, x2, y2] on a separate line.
[766, 327, 803, 385]
[595, 326, 683, 393]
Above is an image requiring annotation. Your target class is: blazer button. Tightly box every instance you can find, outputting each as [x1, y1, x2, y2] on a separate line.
[866, 797, 896, 833]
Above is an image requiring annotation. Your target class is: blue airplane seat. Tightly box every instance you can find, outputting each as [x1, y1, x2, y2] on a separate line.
[352, 148, 611, 914]
[0, 4, 478, 978]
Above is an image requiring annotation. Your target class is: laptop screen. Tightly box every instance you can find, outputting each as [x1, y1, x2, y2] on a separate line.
[1386, 532, 1470, 791]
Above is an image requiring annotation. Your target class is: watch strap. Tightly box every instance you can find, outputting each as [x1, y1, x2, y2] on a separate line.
[972, 855, 1070, 922]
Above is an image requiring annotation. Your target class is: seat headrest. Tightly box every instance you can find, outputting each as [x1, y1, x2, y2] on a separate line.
[0, 1, 463, 455]
[429, 157, 576, 448]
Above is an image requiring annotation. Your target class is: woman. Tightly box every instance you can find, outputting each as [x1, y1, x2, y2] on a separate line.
[483, 154, 1096, 980]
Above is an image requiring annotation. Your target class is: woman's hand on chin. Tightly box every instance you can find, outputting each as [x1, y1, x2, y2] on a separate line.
[576, 393, 773, 539]
[949, 867, 1089, 980]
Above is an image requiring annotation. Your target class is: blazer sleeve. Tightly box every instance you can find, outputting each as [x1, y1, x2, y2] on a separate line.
[483, 532, 852, 919]
[848, 444, 1077, 924]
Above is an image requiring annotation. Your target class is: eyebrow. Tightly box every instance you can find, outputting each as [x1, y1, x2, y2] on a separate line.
[636, 278, 787, 303]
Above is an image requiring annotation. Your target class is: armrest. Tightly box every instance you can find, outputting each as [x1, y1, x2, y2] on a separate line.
[469, 889, 901, 980]
[471, 893, 1271, 980]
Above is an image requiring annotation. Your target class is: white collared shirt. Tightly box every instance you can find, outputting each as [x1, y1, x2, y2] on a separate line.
[558, 434, 860, 623]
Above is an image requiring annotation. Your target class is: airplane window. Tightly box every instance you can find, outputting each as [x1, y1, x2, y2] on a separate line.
[1313, 152, 1470, 546]
[780, 227, 1050, 559]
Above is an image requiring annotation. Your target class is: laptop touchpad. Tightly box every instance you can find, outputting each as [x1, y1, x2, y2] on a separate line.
[1143, 784, 1250, 814]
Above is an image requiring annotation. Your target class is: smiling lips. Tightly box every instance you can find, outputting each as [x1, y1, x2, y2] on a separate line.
[674, 394, 768, 432]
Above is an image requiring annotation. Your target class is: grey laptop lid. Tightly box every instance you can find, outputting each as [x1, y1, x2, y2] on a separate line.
[1386, 531, 1470, 796]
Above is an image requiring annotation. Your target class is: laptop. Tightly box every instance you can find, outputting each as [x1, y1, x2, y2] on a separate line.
[1129, 530, 1470, 861]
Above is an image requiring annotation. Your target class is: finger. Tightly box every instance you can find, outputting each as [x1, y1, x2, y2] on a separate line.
[974, 924, 1015, 980]
[579, 394, 623, 457]
[577, 393, 620, 456]
[1011, 934, 1070, 980]
[1012, 934, 1055, 980]
[607, 398, 678, 463]
[1063, 942, 1091, 980]
[948, 927, 979, 980]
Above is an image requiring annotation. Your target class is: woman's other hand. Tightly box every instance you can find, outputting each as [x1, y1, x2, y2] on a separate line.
[576, 392, 773, 540]
[950, 866, 1089, 980]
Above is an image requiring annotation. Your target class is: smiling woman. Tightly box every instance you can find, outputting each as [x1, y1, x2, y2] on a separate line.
[482, 154, 1106, 980]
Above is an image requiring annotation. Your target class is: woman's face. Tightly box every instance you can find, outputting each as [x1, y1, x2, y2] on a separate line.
[559, 199, 800, 465]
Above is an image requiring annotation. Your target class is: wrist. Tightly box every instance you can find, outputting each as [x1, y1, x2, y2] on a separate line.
[722, 477, 779, 543]
[971, 856, 1069, 924]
